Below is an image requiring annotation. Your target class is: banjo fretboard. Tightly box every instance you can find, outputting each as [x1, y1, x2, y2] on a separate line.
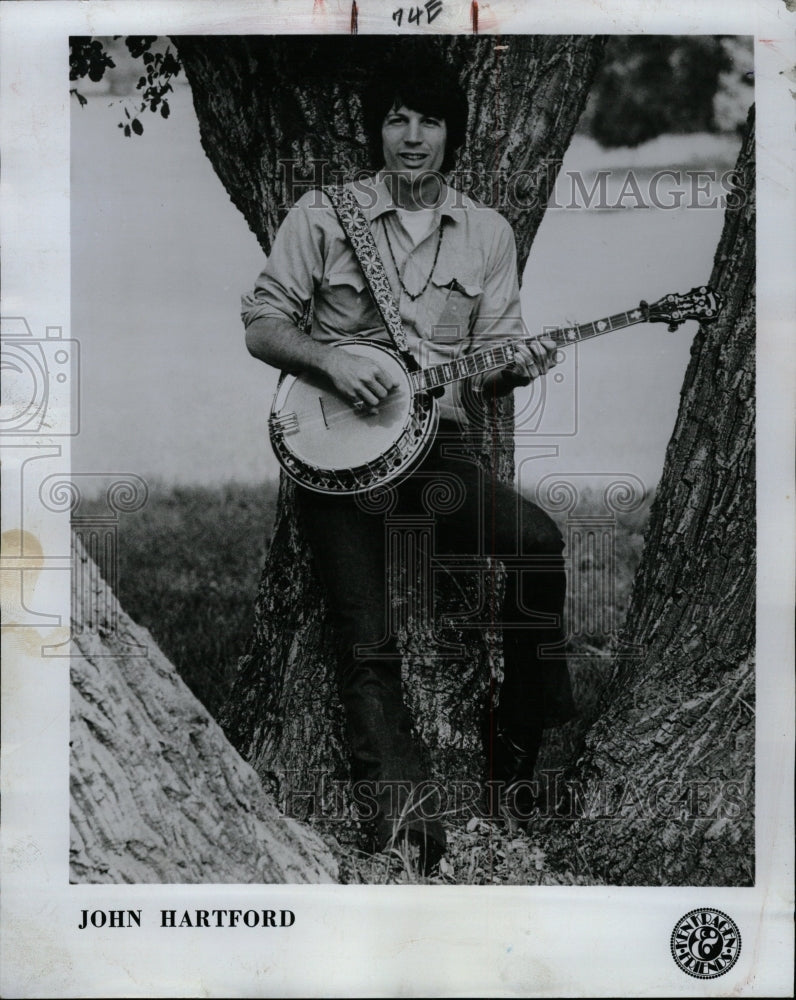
[416, 306, 650, 393]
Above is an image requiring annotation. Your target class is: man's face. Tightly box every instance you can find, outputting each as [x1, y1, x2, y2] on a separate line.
[381, 104, 448, 177]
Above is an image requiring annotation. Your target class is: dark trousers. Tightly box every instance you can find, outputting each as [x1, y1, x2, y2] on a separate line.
[297, 425, 573, 850]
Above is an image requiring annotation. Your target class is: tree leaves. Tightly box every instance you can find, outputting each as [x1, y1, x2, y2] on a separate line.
[124, 36, 157, 60]
[69, 37, 115, 83]
[121, 40, 180, 136]
[68, 36, 182, 138]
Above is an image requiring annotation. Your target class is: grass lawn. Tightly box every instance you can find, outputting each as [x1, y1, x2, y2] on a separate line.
[82, 482, 278, 717]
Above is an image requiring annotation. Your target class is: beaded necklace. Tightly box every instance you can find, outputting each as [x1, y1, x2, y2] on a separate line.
[383, 215, 445, 302]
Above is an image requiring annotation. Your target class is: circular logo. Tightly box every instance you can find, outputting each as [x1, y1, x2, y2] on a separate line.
[671, 909, 741, 979]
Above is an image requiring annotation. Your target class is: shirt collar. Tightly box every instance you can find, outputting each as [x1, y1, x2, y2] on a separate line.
[359, 172, 469, 224]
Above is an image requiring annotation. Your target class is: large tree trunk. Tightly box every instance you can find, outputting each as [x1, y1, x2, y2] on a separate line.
[171, 35, 605, 831]
[543, 108, 756, 886]
[70, 536, 338, 883]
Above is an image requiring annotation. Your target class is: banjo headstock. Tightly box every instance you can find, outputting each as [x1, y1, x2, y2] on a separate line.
[643, 285, 724, 332]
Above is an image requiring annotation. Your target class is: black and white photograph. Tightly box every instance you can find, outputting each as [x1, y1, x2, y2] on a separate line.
[1, 1, 793, 996]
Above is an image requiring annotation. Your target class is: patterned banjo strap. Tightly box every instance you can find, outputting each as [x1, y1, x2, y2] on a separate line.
[324, 185, 420, 372]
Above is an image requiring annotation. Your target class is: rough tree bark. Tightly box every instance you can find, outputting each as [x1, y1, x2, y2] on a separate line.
[70, 536, 338, 883]
[544, 108, 756, 886]
[171, 35, 605, 825]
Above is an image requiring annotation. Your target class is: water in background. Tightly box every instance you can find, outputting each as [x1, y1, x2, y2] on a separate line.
[71, 88, 740, 495]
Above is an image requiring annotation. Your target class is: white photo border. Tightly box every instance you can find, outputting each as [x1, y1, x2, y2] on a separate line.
[1, 1, 793, 996]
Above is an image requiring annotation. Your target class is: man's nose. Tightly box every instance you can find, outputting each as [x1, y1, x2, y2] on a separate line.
[405, 118, 422, 143]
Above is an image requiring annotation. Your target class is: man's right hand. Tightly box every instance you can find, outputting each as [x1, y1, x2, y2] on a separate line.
[245, 317, 399, 411]
[321, 349, 399, 410]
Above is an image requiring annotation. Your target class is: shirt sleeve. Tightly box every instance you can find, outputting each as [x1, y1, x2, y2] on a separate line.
[471, 217, 524, 345]
[467, 216, 525, 393]
[240, 192, 327, 330]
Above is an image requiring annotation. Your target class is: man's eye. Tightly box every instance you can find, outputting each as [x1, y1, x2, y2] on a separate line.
[423, 118, 442, 127]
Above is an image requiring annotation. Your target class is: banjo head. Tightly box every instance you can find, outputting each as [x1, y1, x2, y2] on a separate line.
[272, 341, 417, 473]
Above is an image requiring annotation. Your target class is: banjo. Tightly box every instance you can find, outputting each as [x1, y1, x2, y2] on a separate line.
[269, 285, 723, 496]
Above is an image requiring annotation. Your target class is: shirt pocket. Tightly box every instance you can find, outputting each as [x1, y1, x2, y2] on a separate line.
[323, 263, 375, 335]
[428, 272, 483, 345]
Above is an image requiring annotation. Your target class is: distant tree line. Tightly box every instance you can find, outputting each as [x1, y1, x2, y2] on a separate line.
[579, 36, 753, 146]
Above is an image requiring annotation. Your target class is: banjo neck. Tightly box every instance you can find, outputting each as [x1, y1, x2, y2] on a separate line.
[413, 303, 652, 394]
[412, 284, 725, 394]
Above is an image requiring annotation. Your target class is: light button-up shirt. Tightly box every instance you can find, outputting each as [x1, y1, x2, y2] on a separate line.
[241, 174, 524, 423]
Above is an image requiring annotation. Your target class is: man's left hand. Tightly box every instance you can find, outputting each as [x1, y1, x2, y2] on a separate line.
[500, 337, 559, 390]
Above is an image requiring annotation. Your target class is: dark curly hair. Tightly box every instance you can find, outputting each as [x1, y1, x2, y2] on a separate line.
[361, 55, 468, 173]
